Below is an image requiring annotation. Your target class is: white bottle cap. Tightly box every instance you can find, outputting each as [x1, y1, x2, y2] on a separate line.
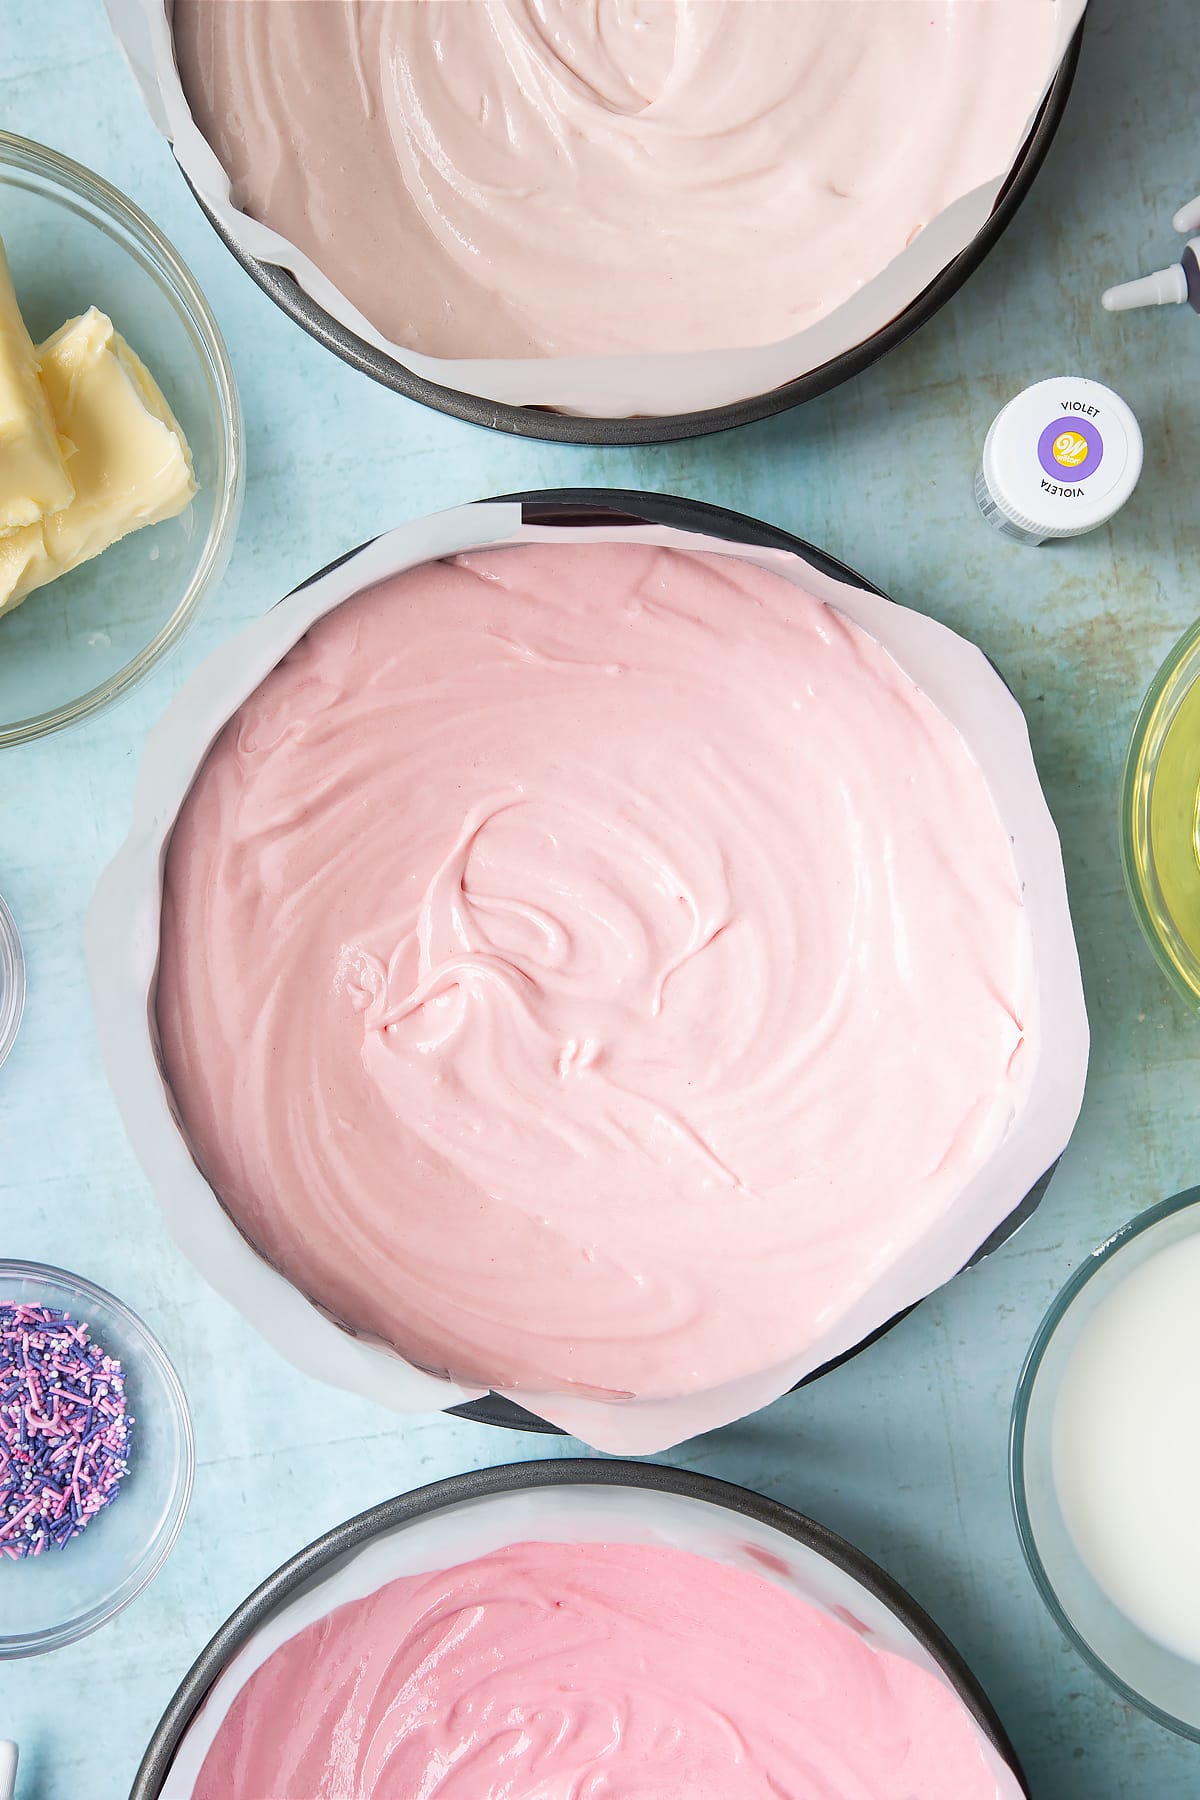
[976, 377, 1143, 545]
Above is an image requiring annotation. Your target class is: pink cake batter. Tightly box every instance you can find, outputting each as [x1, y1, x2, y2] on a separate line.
[173, 0, 1060, 359]
[190, 1540, 1020, 1798]
[156, 542, 1034, 1402]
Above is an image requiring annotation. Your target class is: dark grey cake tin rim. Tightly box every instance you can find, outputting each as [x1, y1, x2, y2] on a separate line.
[177, 24, 1082, 445]
[131, 1457, 1029, 1798]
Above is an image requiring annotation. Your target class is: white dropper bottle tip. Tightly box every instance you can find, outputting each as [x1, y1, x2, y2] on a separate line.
[0, 1741, 17, 1800]
[1102, 263, 1189, 311]
[1172, 194, 1200, 233]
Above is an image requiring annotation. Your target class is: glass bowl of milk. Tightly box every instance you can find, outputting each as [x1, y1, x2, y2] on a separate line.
[1011, 1187, 1200, 1737]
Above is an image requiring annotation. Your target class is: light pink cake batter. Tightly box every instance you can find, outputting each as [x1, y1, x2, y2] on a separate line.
[191, 1540, 1020, 1798]
[173, 0, 1060, 358]
[156, 543, 1034, 1402]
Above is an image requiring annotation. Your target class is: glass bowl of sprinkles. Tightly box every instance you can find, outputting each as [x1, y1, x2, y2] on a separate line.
[0, 1260, 193, 1657]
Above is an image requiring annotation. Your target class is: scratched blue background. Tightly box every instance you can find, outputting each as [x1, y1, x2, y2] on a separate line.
[3, 1, 1200, 1794]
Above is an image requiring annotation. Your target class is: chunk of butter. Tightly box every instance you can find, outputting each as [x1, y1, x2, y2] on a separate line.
[0, 306, 197, 618]
[0, 241, 75, 531]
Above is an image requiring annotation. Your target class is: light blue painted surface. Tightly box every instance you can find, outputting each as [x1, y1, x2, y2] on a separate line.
[2, 1, 1199, 1793]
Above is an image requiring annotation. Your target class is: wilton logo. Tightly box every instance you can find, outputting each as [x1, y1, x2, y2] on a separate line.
[1052, 429, 1090, 469]
[1038, 415, 1103, 483]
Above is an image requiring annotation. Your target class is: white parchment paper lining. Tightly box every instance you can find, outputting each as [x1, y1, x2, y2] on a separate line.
[88, 503, 1088, 1455]
[104, 0, 1086, 418]
[161, 1482, 1025, 1798]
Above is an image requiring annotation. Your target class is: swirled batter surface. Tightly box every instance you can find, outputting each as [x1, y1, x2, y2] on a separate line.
[156, 543, 1033, 1401]
[192, 1540, 1019, 1798]
[173, 0, 1059, 358]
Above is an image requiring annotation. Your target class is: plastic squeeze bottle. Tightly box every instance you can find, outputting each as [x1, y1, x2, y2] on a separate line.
[1103, 194, 1200, 314]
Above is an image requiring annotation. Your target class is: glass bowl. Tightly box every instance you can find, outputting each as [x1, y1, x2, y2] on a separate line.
[0, 132, 243, 747]
[1010, 1188, 1200, 1739]
[0, 893, 23, 1068]
[0, 1260, 194, 1658]
[1121, 618, 1200, 1009]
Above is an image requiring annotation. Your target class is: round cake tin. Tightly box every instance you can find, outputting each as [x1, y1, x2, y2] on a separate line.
[1011, 1188, 1200, 1741]
[180, 29, 1082, 445]
[91, 486, 1087, 1452]
[132, 1458, 1028, 1797]
[1121, 617, 1200, 1011]
[0, 132, 243, 747]
[0, 1259, 194, 1658]
[0, 892, 24, 1070]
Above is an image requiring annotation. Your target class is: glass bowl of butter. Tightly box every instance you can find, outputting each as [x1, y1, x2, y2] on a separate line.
[0, 133, 242, 746]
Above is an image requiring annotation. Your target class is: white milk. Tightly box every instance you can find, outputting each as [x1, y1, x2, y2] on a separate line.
[1053, 1231, 1200, 1663]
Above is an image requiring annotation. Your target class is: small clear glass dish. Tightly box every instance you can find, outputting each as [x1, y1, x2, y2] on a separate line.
[1010, 1188, 1200, 1740]
[0, 132, 243, 746]
[0, 893, 23, 1068]
[1121, 619, 1200, 1010]
[0, 1260, 194, 1658]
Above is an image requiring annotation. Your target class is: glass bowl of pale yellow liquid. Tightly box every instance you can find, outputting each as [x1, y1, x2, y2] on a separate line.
[1011, 1188, 1200, 1739]
[1122, 619, 1200, 1008]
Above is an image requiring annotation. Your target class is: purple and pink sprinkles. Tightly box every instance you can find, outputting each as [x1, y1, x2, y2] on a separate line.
[0, 1302, 132, 1559]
